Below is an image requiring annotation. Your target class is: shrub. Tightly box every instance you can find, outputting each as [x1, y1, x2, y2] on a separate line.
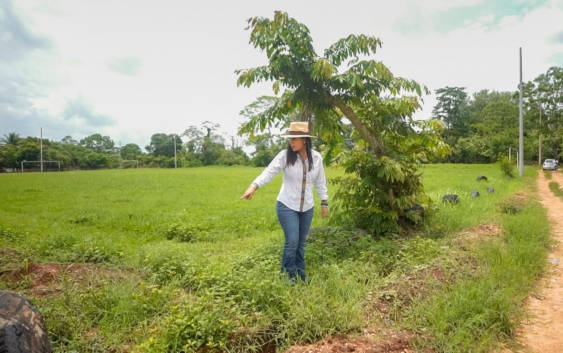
[331, 150, 427, 235]
[306, 226, 399, 274]
[163, 223, 201, 243]
[330, 120, 449, 236]
[498, 198, 523, 214]
[497, 156, 515, 178]
[142, 252, 194, 284]
[138, 296, 240, 352]
[70, 240, 122, 264]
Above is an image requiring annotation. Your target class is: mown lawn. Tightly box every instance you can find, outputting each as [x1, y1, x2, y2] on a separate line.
[0, 164, 550, 352]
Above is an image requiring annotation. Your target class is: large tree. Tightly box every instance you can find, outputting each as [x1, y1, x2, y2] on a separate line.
[61, 135, 78, 146]
[0, 144, 20, 169]
[121, 143, 142, 160]
[236, 11, 428, 158]
[182, 122, 225, 153]
[236, 12, 448, 234]
[432, 87, 470, 143]
[146, 133, 182, 157]
[19, 137, 43, 162]
[80, 134, 115, 153]
[514, 67, 563, 160]
[531, 67, 563, 158]
[430, 89, 521, 163]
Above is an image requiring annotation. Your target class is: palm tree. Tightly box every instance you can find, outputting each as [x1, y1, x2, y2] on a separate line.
[0, 132, 21, 147]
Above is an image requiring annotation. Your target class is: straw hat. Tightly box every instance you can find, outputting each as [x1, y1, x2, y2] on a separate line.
[281, 122, 317, 138]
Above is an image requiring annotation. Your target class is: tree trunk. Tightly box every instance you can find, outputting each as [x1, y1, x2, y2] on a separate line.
[300, 105, 314, 134]
[328, 97, 384, 157]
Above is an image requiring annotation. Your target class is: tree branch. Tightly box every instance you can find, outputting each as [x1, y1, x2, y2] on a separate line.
[327, 96, 384, 157]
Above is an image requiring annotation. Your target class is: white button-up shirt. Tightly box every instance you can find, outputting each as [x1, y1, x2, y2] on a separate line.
[252, 149, 328, 212]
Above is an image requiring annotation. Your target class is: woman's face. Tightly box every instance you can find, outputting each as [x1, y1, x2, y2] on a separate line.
[289, 137, 306, 153]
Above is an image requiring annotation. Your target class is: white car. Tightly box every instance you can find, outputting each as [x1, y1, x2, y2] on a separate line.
[543, 159, 558, 171]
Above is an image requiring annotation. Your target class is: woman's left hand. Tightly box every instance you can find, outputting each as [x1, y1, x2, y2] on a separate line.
[321, 206, 329, 219]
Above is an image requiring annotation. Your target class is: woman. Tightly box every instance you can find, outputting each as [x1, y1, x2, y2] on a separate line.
[240, 122, 329, 282]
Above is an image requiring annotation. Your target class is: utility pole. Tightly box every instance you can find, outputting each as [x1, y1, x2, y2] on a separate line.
[539, 105, 542, 165]
[174, 135, 177, 169]
[518, 47, 524, 177]
[40, 127, 43, 172]
[231, 136, 235, 150]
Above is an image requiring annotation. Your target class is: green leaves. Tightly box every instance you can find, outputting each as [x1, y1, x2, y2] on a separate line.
[236, 11, 428, 156]
[311, 58, 337, 81]
[324, 34, 383, 67]
[330, 103, 448, 234]
[235, 66, 276, 87]
[238, 91, 296, 138]
[246, 11, 316, 60]
[237, 12, 448, 235]
[0, 132, 21, 147]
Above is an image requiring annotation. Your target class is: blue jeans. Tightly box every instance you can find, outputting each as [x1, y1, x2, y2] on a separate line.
[276, 201, 314, 281]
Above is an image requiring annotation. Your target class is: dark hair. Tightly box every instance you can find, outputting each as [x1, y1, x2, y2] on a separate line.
[285, 138, 313, 171]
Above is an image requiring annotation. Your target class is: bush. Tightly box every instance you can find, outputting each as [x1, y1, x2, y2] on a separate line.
[163, 223, 201, 243]
[497, 156, 515, 178]
[331, 149, 428, 235]
[142, 253, 193, 284]
[330, 120, 449, 236]
[499, 199, 523, 214]
[70, 240, 122, 264]
[306, 226, 399, 271]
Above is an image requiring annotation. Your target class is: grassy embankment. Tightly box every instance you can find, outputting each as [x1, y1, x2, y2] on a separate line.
[0, 164, 550, 352]
[548, 180, 563, 199]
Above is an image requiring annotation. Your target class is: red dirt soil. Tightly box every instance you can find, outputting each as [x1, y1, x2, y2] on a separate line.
[2, 263, 125, 298]
[287, 328, 417, 353]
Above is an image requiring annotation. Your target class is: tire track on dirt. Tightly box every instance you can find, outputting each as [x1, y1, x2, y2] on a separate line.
[517, 171, 563, 351]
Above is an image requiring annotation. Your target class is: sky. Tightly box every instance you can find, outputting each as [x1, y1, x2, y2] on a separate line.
[1, 0, 562, 151]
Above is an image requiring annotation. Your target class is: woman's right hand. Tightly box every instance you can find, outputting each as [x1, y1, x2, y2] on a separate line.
[240, 186, 256, 200]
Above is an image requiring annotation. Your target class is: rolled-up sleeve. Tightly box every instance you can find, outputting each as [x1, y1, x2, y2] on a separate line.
[252, 151, 285, 188]
[315, 157, 328, 201]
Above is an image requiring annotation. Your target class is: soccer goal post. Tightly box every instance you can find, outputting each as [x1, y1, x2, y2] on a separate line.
[21, 161, 61, 172]
[119, 160, 139, 169]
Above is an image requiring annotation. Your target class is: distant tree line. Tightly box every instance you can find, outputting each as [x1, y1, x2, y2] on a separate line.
[0, 122, 263, 171]
[2, 65, 561, 171]
[431, 66, 563, 164]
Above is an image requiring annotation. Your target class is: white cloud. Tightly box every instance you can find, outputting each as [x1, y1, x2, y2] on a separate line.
[379, 0, 563, 119]
[498, 15, 520, 27]
[1, 0, 562, 147]
[415, 0, 483, 11]
[107, 56, 143, 76]
[481, 14, 495, 23]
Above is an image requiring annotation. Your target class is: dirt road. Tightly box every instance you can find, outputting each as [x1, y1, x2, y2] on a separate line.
[517, 170, 563, 351]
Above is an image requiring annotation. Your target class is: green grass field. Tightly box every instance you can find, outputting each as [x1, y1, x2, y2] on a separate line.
[0, 164, 551, 352]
